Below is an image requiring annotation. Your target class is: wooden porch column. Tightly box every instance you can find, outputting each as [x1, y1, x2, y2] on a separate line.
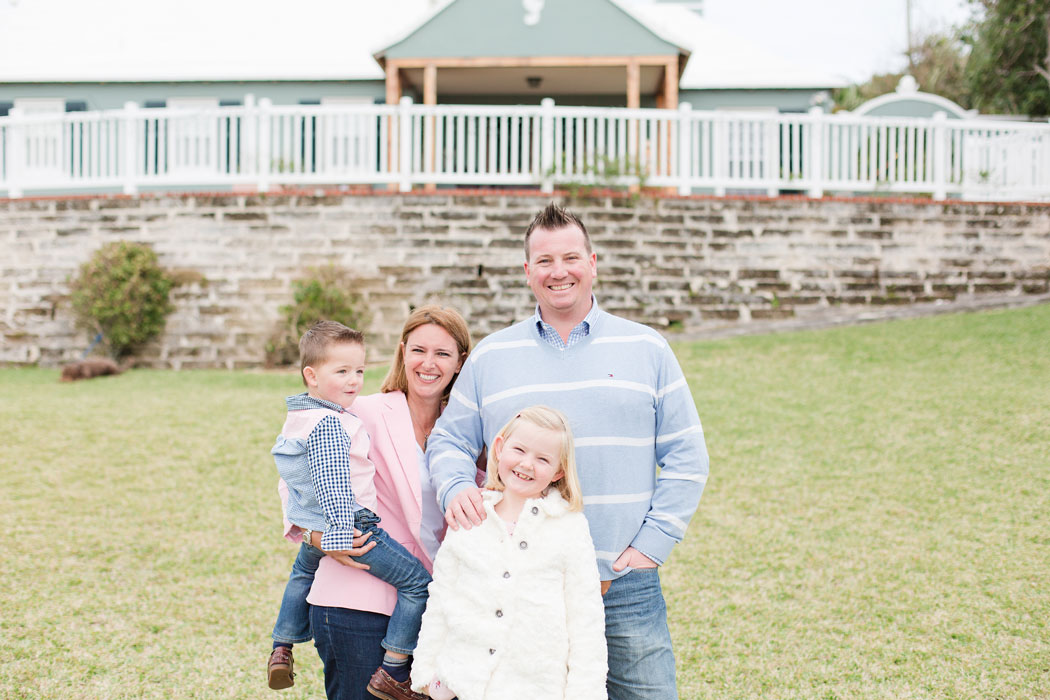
[627, 59, 641, 192]
[423, 63, 437, 192]
[663, 59, 678, 185]
[626, 59, 641, 109]
[663, 58, 678, 109]
[385, 61, 402, 106]
[386, 62, 402, 191]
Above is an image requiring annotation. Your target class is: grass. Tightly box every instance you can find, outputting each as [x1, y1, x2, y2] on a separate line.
[2, 304, 1048, 699]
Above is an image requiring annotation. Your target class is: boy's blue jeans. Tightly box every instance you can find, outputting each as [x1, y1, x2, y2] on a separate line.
[271, 508, 432, 655]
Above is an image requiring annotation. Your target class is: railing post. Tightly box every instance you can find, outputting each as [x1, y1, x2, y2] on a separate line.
[677, 102, 692, 196]
[398, 96, 413, 192]
[7, 107, 24, 198]
[807, 105, 823, 199]
[540, 97, 555, 193]
[121, 101, 139, 195]
[713, 113, 726, 197]
[766, 113, 780, 197]
[242, 93, 256, 177]
[258, 98, 272, 193]
[932, 110, 948, 201]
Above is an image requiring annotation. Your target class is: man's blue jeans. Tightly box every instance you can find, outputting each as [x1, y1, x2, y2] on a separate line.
[272, 508, 432, 655]
[604, 567, 679, 700]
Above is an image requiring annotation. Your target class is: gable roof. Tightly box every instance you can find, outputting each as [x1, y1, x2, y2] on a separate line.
[377, 0, 684, 62]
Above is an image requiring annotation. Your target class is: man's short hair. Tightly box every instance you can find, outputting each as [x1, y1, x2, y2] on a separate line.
[299, 320, 364, 385]
[524, 202, 592, 260]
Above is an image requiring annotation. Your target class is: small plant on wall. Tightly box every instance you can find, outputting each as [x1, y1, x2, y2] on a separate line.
[69, 241, 175, 361]
[548, 153, 649, 201]
[266, 266, 370, 367]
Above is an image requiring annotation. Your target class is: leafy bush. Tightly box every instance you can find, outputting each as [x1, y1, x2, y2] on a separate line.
[69, 241, 175, 360]
[266, 266, 370, 366]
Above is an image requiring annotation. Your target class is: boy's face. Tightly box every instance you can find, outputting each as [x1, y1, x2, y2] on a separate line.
[303, 342, 366, 410]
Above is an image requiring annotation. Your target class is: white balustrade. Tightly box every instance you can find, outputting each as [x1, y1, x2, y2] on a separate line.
[0, 98, 1047, 200]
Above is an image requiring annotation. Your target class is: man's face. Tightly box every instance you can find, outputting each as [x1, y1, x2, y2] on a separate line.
[525, 224, 597, 321]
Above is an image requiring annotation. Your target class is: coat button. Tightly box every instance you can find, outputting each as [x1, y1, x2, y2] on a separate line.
[519, 541, 528, 550]
[531, 506, 539, 515]
[495, 609, 503, 618]
[503, 571, 511, 579]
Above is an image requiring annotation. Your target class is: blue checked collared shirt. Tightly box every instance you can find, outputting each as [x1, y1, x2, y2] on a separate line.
[277, 393, 363, 551]
[535, 296, 601, 349]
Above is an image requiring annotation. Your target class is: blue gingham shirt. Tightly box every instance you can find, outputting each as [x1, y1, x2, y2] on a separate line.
[535, 296, 600, 349]
[279, 393, 363, 551]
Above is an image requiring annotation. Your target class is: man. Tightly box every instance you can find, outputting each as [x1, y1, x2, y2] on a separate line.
[427, 202, 709, 700]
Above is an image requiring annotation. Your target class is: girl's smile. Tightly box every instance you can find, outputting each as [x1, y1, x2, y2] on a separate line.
[493, 422, 565, 503]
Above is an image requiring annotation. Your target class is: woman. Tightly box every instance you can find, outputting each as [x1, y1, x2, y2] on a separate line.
[284, 305, 474, 700]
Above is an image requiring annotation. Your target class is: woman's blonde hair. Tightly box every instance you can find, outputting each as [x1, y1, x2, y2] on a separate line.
[485, 405, 584, 512]
[380, 304, 472, 402]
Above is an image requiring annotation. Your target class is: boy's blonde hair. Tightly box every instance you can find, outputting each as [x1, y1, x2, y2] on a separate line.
[485, 405, 584, 512]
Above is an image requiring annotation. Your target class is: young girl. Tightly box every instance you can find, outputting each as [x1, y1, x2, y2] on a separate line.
[410, 406, 608, 700]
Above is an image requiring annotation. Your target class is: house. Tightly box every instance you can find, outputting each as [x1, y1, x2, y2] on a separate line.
[0, 0, 845, 115]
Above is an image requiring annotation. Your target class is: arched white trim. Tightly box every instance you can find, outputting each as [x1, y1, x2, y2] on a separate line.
[853, 90, 974, 118]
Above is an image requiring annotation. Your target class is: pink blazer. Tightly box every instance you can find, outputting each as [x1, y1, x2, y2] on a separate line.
[281, 391, 436, 616]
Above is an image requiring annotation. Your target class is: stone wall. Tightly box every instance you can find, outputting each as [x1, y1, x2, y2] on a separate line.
[3, 191, 1049, 368]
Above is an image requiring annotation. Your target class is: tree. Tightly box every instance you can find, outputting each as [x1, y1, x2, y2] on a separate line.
[964, 0, 1050, 116]
[833, 31, 971, 112]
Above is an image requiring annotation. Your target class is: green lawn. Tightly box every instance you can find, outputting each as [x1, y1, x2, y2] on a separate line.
[2, 304, 1048, 699]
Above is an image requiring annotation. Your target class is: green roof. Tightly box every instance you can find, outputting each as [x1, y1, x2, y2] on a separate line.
[378, 0, 682, 60]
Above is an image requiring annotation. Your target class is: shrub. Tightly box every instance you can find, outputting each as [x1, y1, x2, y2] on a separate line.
[266, 266, 370, 367]
[69, 241, 175, 360]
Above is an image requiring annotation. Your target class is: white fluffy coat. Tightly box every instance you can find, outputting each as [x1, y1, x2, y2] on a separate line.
[411, 490, 608, 700]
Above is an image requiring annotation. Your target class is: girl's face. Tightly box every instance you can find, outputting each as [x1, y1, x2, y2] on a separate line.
[401, 323, 464, 403]
[493, 421, 564, 502]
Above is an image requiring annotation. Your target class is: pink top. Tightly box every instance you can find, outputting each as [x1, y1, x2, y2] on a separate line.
[281, 391, 437, 615]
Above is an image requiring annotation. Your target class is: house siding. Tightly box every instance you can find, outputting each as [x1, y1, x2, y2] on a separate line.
[0, 81, 386, 111]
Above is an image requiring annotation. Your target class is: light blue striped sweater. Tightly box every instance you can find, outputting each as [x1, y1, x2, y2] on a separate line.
[428, 306, 709, 581]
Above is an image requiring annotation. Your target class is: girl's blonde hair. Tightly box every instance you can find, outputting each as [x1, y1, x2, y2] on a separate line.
[485, 405, 584, 512]
[380, 304, 472, 403]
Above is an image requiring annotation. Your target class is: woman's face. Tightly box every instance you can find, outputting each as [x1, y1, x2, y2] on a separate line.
[401, 323, 464, 403]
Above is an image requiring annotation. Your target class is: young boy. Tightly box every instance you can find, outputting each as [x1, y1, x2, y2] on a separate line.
[268, 320, 430, 700]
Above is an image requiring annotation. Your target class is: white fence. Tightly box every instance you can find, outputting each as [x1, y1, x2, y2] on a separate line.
[1, 97, 1048, 200]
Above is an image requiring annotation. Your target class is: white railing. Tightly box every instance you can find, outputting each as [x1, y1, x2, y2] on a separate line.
[1, 97, 1048, 200]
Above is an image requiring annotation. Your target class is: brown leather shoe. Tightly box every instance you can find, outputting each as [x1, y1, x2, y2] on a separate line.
[267, 646, 294, 690]
[366, 667, 428, 700]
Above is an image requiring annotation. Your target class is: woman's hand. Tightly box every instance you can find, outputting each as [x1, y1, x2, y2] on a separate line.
[306, 528, 377, 569]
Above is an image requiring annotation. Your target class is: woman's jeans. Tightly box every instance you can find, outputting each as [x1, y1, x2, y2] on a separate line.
[603, 567, 679, 700]
[271, 508, 432, 655]
[312, 606, 388, 700]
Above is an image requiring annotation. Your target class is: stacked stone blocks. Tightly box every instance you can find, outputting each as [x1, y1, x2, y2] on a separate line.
[1, 192, 1047, 368]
